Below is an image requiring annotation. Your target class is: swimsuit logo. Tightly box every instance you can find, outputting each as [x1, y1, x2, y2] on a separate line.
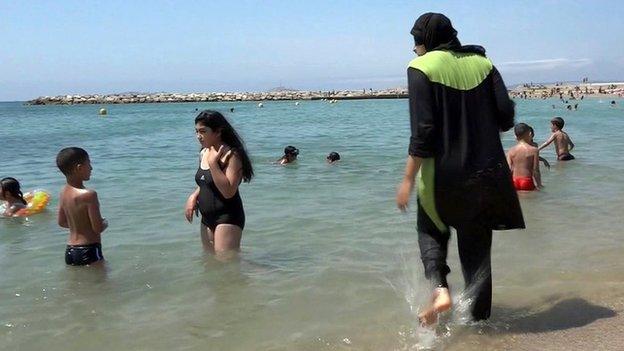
[200, 175, 205, 181]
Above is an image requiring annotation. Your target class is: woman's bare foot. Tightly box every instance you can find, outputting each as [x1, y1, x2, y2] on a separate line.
[418, 287, 452, 327]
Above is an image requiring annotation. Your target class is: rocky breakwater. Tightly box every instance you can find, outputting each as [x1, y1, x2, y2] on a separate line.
[27, 88, 409, 105]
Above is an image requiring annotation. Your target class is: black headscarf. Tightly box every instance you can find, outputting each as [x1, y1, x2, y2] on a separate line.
[411, 13, 486, 56]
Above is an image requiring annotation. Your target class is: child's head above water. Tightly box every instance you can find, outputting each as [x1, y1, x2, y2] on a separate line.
[326, 152, 340, 163]
[279, 146, 299, 164]
[0, 177, 26, 205]
[284, 146, 299, 157]
[284, 145, 299, 158]
[56, 147, 91, 180]
[514, 123, 532, 142]
[550, 117, 565, 132]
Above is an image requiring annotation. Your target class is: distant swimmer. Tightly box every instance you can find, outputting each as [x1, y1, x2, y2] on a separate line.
[258, 103, 264, 108]
[295, 102, 300, 106]
[539, 117, 575, 161]
[230, 107, 234, 112]
[277, 146, 298, 165]
[611, 100, 617, 106]
[98, 108, 107, 116]
[507, 123, 542, 191]
[326, 152, 340, 164]
[574, 103, 578, 110]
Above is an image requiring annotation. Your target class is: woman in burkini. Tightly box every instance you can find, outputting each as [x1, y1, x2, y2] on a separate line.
[185, 111, 254, 254]
[396, 13, 524, 326]
[0, 177, 27, 217]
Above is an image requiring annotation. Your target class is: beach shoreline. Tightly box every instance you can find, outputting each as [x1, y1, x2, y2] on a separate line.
[510, 82, 624, 100]
[25, 89, 409, 105]
[24, 81, 624, 105]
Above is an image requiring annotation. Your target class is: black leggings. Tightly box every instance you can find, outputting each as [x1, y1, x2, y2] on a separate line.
[417, 202, 493, 321]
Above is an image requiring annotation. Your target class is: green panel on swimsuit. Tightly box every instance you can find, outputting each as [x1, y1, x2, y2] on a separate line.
[409, 50, 492, 232]
[417, 158, 447, 232]
[408, 50, 493, 91]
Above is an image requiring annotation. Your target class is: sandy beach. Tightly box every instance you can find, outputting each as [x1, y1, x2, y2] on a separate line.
[510, 82, 624, 100]
[436, 278, 624, 350]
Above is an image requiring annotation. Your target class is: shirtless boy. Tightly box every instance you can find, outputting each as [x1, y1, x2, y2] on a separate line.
[56, 147, 108, 266]
[539, 117, 575, 161]
[507, 123, 542, 191]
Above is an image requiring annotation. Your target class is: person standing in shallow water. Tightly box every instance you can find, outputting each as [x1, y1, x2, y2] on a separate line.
[185, 110, 254, 256]
[395, 13, 525, 326]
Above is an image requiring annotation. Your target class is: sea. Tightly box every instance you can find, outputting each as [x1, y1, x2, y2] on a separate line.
[1, 97, 623, 350]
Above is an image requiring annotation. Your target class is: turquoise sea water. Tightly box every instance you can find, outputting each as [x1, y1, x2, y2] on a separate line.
[1, 98, 623, 350]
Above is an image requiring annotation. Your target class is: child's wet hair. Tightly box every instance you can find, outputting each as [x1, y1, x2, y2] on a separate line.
[551, 117, 565, 129]
[0, 177, 27, 205]
[327, 152, 340, 162]
[284, 146, 299, 156]
[56, 147, 89, 176]
[514, 123, 531, 138]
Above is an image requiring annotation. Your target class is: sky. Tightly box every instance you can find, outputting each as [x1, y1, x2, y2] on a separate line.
[1, 0, 623, 101]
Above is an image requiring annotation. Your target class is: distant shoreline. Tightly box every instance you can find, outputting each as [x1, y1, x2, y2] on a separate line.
[25, 89, 409, 105]
[20, 82, 624, 105]
[510, 82, 624, 100]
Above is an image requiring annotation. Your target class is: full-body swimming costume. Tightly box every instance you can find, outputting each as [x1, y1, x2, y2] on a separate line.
[407, 13, 525, 320]
[195, 167, 245, 232]
[65, 243, 104, 266]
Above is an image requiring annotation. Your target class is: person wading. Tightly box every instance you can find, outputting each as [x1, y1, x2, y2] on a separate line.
[396, 13, 525, 326]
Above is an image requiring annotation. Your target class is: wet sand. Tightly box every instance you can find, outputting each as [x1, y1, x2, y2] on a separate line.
[442, 289, 624, 350]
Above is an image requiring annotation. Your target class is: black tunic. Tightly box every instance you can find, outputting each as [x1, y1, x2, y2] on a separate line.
[407, 50, 524, 231]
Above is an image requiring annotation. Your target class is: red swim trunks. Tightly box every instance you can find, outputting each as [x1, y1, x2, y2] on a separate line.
[513, 177, 536, 191]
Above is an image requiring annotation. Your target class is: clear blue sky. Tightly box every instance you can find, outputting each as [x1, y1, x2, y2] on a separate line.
[2, 0, 623, 101]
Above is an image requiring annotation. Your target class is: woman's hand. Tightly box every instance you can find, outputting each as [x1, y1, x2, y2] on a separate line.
[185, 195, 197, 223]
[203, 145, 230, 167]
[396, 178, 414, 212]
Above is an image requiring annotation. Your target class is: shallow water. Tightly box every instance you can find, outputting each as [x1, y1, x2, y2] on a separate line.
[1, 98, 623, 350]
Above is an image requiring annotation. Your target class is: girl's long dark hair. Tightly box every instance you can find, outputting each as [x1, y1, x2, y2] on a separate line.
[195, 110, 254, 182]
[1, 177, 27, 205]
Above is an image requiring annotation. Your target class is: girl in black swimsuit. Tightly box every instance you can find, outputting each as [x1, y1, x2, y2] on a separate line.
[185, 111, 253, 253]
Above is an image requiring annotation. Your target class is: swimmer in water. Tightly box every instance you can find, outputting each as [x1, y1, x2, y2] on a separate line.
[507, 123, 542, 191]
[539, 117, 575, 161]
[56, 147, 108, 266]
[0, 177, 27, 217]
[326, 151, 340, 164]
[277, 146, 299, 165]
[185, 110, 254, 255]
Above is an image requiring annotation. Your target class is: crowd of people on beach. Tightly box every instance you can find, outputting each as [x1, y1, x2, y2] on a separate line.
[0, 11, 612, 333]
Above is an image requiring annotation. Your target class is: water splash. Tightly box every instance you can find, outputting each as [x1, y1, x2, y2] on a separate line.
[389, 249, 499, 350]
